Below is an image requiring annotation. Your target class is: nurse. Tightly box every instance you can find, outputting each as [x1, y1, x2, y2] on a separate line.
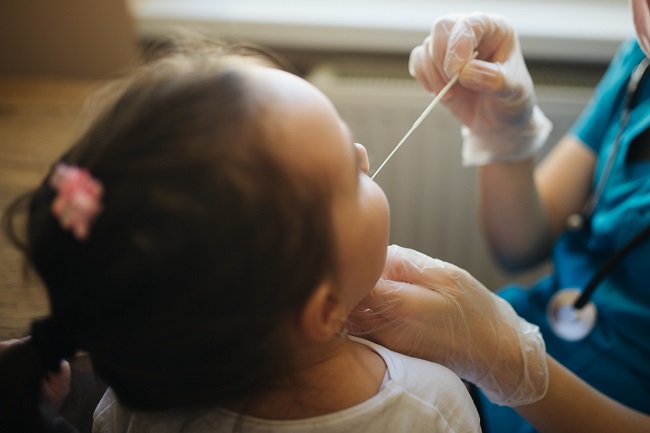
[405, 1, 650, 432]
[351, 244, 650, 433]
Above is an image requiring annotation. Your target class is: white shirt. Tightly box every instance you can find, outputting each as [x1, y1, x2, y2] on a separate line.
[93, 338, 481, 433]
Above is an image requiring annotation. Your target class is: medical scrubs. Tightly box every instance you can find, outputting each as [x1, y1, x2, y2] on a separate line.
[480, 38, 650, 433]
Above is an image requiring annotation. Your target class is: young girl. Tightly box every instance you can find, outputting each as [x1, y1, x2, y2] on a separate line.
[0, 41, 480, 433]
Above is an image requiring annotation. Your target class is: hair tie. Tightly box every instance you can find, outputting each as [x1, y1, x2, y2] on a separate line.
[30, 317, 76, 372]
[49, 162, 104, 241]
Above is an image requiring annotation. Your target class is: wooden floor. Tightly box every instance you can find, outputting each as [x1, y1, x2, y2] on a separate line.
[0, 77, 104, 340]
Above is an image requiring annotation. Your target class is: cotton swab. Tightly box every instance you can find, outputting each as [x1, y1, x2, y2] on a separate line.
[370, 52, 477, 180]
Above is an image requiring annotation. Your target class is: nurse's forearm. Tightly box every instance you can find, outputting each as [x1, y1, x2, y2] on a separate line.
[514, 355, 650, 433]
[478, 158, 552, 271]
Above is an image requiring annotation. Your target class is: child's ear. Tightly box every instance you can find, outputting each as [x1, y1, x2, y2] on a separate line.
[299, 282, 346, 342]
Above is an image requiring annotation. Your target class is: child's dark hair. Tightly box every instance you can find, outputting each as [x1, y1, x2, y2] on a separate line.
[0, 41, 337, 431]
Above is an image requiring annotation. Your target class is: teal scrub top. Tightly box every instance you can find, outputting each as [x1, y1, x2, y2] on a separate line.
[496, 38, 650, 417]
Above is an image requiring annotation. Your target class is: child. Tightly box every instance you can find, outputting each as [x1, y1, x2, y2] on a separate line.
[0, 41, 480, 433]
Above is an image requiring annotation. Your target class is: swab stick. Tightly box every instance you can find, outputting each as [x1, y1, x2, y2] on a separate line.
[370, 52, 477, 180]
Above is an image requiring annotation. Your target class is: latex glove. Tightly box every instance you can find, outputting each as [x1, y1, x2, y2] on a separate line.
[349, 245, 548, 407]
[409, 12, 552, 165]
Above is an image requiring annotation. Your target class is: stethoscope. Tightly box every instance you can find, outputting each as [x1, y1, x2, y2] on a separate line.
[547, 56, 650, 342]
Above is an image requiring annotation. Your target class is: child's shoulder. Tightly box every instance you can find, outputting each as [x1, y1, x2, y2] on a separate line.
[350, 337, 472, 400]
[350, 337, 481, 431]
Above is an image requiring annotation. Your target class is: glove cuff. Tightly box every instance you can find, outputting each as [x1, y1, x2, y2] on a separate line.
[461, 105, 553, 166]
[478, 305, 549, 407]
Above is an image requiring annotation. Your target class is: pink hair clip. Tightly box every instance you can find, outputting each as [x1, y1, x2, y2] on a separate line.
[49, 163, 104, 241]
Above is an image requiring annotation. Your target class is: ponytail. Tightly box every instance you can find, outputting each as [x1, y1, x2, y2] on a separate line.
[0, 318, 77, 433]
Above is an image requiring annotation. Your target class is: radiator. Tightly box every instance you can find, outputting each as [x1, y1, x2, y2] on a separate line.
[308, 58, 596, 290]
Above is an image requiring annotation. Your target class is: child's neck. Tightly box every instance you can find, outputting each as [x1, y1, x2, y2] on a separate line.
[234, 337, 386, 420]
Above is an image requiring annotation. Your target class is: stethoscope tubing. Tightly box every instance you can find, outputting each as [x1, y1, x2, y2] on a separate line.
[573, 222, 650, 309]
[571, 56, 650, 310]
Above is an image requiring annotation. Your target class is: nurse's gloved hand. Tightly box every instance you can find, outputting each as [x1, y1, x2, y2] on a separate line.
[409, 12, 552, 165]
[349, 245, 548, 407]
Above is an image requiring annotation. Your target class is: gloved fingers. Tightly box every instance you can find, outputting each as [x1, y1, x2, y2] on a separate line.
[409, 14, 470, 99]
[382, 245, 471, 296]
[458, 59, 507, 94]
[383, 244, 433, 281]
[410, 14, 465, 95]
[348, 278, 455, 360]
[443, 12, 515, 76]
[419, 12, 518, 103]
[409, 41, 441, 94]
[384, 244, 445, 273]
[440, 15, 478, 77]
[443, 12, 536, 113]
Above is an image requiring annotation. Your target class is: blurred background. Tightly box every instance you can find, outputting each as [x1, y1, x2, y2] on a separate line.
[0, 0, 633, 341]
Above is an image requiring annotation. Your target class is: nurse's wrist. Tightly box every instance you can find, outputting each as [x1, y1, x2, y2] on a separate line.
[461, 105, 553, 166]
[472, 297, 549, 407]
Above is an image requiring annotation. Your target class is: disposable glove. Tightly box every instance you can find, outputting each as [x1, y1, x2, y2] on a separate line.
[349, 245, 548, 407]
[409, 12, 552, 165]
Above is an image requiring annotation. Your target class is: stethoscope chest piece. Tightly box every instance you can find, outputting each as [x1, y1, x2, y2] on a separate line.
[547, 288, 597, 342]
[546, 57, 650, 342]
